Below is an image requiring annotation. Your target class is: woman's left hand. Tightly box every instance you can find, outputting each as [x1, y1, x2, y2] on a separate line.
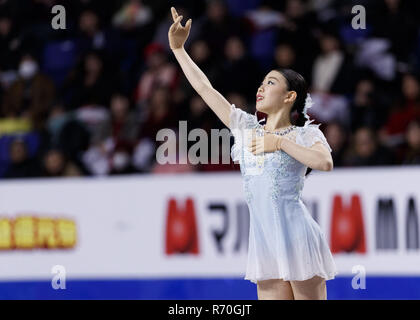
[248, 132, 283, 155]
[168, 7, 192, 50]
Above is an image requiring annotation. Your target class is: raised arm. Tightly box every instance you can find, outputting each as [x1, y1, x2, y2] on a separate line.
[168, 7, 231, 128]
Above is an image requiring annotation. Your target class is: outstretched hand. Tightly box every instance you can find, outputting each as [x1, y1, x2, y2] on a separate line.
[168, 7, 192, 50]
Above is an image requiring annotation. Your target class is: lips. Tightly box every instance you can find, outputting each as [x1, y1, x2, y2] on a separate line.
[256, 94, 264, 101]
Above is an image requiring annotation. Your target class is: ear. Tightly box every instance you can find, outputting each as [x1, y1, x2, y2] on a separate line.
[284, 91, 297, 104]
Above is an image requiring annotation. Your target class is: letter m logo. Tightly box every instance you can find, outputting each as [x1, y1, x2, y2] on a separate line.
[165, 197, 199, 255]
[330, 194, 366, 253]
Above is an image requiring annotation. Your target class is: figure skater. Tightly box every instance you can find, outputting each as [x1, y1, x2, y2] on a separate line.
[168, 7, 338, 300]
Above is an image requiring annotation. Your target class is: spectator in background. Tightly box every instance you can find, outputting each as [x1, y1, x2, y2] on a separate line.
[95, 93, 139, 170]
[311, 29, 353, 95]
[112, 0, 153, 31]
[82, 138, 112, 176]
[92, 93, 139, 148]
[3, 138, 41, 178]
[271, 43, 299, 73]
[307, 92, 350, 128]
[370, 0, 419, 62]
[381, 73, 420, 147]
[112, 0, 157, 59]
[134, 42, 178, 108]
[132, 135, 155, 173]
[132, 85, 178, 173]
[1, 53, 55, 130]
[350, 78, 384, 132]
[226, 92, 250, 114]
[41, 148, 82, 177]
[46, 104, 90, 174]
[215, 35, 262, 102]
[275, 0, 318, 78]
[186, 94, 213, 131]
[81, 93, 139, 176]
[354, 38, 397, 82]
[46, 102, 71, 147]
[138, 85, 178, 141]
[82, 138, 136, 176]
[197, 0, 246, 62]
[45, 102, 91, 171]
[401, 118, 420, 165]
[245, 0, 286, 32]
[63, 50, 115, 110]
[177, 38, 218, 102]
[0, 14, 19, 73]
[309, 30, 352, 128]
[76, 9, 108, 52]
[324, 121, 348, 167]
[244, 1, 286, 71]
[343, 126, 396, 167]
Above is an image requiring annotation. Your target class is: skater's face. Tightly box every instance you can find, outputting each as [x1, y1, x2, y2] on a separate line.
[256, 70, 296, 114]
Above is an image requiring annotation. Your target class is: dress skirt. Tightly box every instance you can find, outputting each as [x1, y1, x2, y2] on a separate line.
[243, 174, 338, 284]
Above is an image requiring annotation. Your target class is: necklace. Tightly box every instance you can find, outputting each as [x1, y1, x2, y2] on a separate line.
[263, 125, 296, 136]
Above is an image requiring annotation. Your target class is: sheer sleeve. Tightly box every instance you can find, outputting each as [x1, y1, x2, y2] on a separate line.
[229, 104, 259, 162]
[229, 104, 258, 131]
[296, 124, 332, 153]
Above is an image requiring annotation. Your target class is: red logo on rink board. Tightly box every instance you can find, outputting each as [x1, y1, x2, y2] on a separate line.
[165, 198, 199, 254]
[330, 194, 366, 253]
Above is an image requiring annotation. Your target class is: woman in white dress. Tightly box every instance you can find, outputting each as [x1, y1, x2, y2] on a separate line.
[168, 7, 338, 300]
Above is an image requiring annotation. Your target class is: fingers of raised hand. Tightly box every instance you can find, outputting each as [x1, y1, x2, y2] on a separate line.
[185, 18, 192, 31]
[169, 15, 183, 33]
[175, 15, 183, 27]
[171, 7, 178, 21]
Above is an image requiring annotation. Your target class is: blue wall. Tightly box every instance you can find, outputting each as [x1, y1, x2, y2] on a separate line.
[0, 276, 419, 300]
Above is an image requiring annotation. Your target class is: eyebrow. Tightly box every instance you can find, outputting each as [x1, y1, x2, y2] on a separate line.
[262, 76, 279, 82]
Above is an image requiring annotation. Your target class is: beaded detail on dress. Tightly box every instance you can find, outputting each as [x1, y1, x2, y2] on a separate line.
[229, 103, 332, 173]
[229, 102, 333, 202]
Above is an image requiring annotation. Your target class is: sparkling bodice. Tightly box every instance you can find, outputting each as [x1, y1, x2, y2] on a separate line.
[239, 132, 307, 202]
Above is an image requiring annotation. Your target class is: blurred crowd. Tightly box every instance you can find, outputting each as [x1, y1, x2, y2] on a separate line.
[1, 0, 420, 179]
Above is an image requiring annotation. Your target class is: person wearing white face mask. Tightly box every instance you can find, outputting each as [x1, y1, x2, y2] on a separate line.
[18, 57, 39, 80]
[1, 53, 55, 130]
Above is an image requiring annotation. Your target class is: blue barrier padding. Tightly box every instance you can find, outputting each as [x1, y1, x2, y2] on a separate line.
[0, 276, 419, 300]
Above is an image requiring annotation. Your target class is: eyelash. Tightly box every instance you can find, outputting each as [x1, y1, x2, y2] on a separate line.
[260, 80, 274, 86]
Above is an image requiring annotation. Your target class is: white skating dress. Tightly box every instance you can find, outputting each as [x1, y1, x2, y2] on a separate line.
[229, 104, 338, 284]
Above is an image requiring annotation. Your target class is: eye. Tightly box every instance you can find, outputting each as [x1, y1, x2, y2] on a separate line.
[268, 80, 274, 85]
